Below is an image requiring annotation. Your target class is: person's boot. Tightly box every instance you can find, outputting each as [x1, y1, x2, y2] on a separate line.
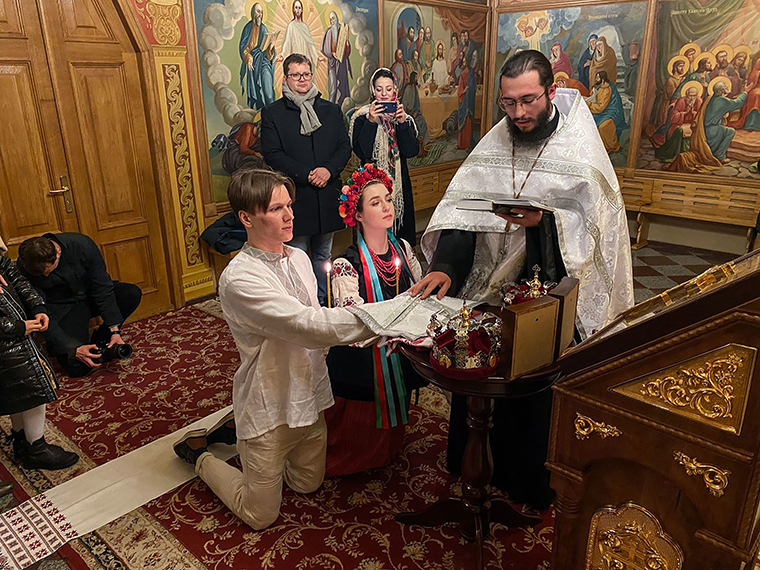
[206, 411, 236, 446]
[22, 437, 79, 470]
[8, 429, 29, 463]
[173, 430, 209, 465]
[0, 480, 13, 498]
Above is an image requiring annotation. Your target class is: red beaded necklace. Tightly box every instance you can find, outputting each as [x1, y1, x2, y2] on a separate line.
[367, 241, 399, 288]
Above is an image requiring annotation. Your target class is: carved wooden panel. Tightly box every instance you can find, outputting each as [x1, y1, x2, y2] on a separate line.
[0, 63, 61, 242]
[0, 0, 23, 37]
[586, 503, 683, 570]
[642, 179, 760, 226]
[410, 162, 463, 211]
[68, 63, 148, 231]
[619, 177, 653, 210]
[101, 236, 158, 294]
[55, 0, 115, 43]
[612, 343, 756, 435]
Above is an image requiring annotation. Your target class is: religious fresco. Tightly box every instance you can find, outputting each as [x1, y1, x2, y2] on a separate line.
[636, 0, 760, 179]
[493, 3, 648, 168]
[385, 1, 488, 167]
[193, 0, 379, 202]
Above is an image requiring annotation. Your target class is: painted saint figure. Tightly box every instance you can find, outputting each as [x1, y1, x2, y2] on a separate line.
[457, 49, 478, 150]
[281, 0, 320, 69]
[703, 80, 747, 163]
[585, 70, 627, 153]
[576, 34, 597, 89]
[431, 40, 448, 87]
[321, 11, 352, 107]
[654, 86, 702, 163]
[550, 42, 572, 78]
[589, 37, 617, 85]
[239, 3, 276, 111]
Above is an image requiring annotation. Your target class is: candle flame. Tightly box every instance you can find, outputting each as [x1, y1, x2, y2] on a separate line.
[325, 261, 332, 273]
[394, 257, 400, 268]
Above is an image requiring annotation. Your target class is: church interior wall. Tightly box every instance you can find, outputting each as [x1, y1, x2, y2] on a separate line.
[175, 0, 760, 295]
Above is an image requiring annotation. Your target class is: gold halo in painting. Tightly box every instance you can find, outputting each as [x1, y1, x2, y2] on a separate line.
[679, 42, 701, 57]
[680, 80, 703, 98]
[667, 55, 689, 76]
[554, 71, 570, 82]
[734, 45, 752, 61]
[694, 51, 716, 69]
[711, 43, 734, 61]
[707, 75, 730, 97]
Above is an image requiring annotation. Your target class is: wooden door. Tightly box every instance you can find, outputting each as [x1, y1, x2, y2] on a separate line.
[0, 0, 173, 319]
[0, 0, 79, 245]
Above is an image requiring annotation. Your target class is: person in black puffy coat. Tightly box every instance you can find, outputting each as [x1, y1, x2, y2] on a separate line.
[0, 253, 79, 471]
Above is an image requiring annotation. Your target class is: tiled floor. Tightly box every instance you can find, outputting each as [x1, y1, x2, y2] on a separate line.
[631, 241, 737, 303]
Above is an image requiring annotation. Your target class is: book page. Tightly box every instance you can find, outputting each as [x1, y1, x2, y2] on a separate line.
[336, 24, 349, 63]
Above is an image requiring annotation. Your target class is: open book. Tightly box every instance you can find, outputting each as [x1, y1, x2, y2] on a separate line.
[261, 30, 281, 52]
[456, 198, 555, 216]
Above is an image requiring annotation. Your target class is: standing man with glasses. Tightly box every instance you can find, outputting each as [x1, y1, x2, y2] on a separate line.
[410, 50, 633, 510]
[261, 53, 351, 305]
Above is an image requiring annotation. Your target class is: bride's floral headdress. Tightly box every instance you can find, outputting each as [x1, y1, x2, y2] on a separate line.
[338, 163, 393, 227]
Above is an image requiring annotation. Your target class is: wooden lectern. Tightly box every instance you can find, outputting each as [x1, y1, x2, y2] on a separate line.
[550, 249, 760, 569]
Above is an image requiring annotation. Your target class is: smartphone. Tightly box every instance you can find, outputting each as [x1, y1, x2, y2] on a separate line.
[377, 101, 398, 115]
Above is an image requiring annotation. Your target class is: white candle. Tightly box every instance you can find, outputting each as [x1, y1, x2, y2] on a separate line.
[394, 257, 401, 296]
[325, 261, 332, 308]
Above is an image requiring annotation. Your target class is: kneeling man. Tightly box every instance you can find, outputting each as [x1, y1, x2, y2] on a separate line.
[174, 168, 373, 530]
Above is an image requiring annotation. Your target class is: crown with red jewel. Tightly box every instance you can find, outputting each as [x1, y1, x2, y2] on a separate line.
[428, 302, 502, 380]
[500, 264, 557, 306]
[339, 164, 393, 227]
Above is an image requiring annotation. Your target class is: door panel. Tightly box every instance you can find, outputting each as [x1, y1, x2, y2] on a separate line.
[38, 0, 172, 318]
[0, 0, 77, 249]
[68, 63, 148, 229]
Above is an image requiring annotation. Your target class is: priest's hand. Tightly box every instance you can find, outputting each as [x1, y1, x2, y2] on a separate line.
[409, 271, 451, 300]
[497, 208, 543, 227]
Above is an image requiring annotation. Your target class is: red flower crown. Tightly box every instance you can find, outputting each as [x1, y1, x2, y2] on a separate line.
[338, 164, 393, 227]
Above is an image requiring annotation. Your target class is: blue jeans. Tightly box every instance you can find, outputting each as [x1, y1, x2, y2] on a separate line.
[288, 233, 334, 305]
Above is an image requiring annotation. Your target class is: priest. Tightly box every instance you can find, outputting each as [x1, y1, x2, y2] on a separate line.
[410, 50, 633, 509]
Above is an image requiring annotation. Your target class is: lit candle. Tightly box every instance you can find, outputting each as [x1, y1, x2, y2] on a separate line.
[394, 257, 401, 297]
[325, 261, 332, 308]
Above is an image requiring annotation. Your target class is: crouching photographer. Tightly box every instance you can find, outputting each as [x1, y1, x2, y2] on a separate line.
[17, 233, 141, 378]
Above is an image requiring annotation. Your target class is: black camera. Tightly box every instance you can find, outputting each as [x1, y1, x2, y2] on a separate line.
[92, 342, 133, 364]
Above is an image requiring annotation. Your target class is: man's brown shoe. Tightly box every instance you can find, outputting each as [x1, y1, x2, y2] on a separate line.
[173, 429, 209, 465]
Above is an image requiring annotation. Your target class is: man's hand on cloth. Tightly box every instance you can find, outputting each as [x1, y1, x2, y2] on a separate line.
[408, 271, 451, 300]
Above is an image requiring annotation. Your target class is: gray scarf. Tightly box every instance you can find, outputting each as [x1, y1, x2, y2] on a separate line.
[282, 83, 322, 135]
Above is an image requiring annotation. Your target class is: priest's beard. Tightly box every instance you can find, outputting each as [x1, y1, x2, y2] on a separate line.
[506, 101, 554, 146]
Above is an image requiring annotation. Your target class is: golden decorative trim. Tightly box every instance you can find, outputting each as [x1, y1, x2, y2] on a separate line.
[162, 63, 201, 266]
[134, 0, 182, 46]
[612, 344, 757, 435]
[183, 275, 213, 289]
[586, 502, 683, 570]
[673, 451, 731, 498]
[574, 412, 622, 441]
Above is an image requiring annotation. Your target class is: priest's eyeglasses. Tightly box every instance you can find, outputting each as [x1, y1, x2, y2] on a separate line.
[499, 91, 546, 111]
[287, 72, 313, 80]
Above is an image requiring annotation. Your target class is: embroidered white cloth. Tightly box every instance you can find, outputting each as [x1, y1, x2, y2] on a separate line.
[421, 88, 634, 339]
[347, 293, 471, 341]
[0, 407, 237, 570]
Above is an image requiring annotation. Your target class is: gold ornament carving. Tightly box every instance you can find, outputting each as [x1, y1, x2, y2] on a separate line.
[586, 503, 683, 570]
[134, 0, 182, 46]
[162, 63, 201, 266]
[673, 451, 731, 498]
[612, 344, 756, 435]
[574, 413, 622, 441]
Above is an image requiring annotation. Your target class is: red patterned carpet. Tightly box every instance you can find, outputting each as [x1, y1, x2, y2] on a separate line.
[0, 303, 553, 570]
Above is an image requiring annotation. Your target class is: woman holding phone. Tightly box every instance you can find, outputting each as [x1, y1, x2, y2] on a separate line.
[349, 68, 420, 244]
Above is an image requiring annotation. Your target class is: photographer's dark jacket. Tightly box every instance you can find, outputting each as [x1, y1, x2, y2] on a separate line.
[20, 232, 123, 355]
[260, 93, 351, 237]
[0, 255, 57, 416]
